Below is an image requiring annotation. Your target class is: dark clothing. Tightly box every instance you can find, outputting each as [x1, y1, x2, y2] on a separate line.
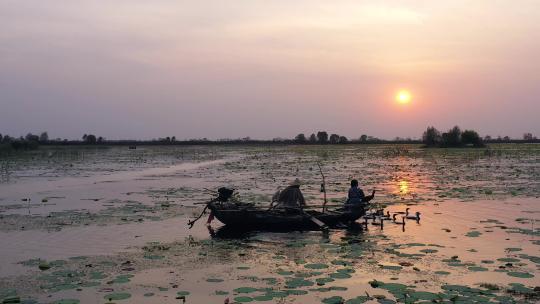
[347, 186, 366, 205]
[277, 186, 305, 208]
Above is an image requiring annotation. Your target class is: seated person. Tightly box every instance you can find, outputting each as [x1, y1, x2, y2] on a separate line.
[347, 179, 375, 205]
[276, 178, 306, 208]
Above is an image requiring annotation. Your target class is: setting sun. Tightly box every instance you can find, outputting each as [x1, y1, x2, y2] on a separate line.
[396, 90, 412, 104]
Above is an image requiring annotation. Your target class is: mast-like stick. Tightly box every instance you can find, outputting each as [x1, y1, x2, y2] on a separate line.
[317, 162, 327, 212]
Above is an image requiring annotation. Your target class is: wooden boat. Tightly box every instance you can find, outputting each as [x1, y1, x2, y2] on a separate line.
[207, 201, 366, 231]
[188, 188, 367, 231]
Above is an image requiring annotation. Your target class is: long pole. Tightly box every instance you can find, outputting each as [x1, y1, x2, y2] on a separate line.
[317, 162, 327, 213]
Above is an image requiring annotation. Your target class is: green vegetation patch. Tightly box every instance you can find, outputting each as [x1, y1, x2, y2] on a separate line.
[104, 293, 131, 301]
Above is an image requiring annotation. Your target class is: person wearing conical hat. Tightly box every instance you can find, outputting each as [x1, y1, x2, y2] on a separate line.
[276, 178, 305, 208]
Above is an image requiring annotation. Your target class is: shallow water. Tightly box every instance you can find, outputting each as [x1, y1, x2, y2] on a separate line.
[0, 144, 539, 303]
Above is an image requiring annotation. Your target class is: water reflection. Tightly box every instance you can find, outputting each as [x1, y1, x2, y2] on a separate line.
[398, 180, 409, 195]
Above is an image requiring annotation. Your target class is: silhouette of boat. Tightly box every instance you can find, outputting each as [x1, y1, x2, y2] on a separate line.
[207, 201, 366, 230]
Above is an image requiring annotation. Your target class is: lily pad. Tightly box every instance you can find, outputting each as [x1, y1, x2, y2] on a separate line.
[506, 272, 534, 278]
[234, 287, 258, 294]
[234, 296, 253, 302]
[322, 296, 344, 304]
[104, 293, 131, 301]
[304, 263, 329, 269]
[54, 300, 80, 304]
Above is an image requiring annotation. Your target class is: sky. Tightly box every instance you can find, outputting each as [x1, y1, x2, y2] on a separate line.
[1, 0, 539, 140]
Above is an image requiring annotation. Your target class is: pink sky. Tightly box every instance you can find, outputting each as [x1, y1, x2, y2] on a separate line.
[1, 0, 539, 140]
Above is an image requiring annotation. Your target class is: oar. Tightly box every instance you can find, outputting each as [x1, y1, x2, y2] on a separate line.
[301, 210, 328, 231]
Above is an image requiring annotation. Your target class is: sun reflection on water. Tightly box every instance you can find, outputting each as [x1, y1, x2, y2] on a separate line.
[399, 180, 409, 195]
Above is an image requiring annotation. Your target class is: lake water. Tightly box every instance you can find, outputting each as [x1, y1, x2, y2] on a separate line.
[0, 144, 538, 303]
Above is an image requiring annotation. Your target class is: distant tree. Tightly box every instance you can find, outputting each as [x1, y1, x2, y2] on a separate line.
[39, 132, 49, 143]
[484, 135, 492, 141]
[503, 136, 510, 141]
[329, 133, 340, 144]
[441, 126, 461, 147]
[172, 136, 176, 142]
[317, 131, 328, 144]
[294, 133, 307, 143]
[0, 134, 2, 143]
[25, 133, 39, 142]
[85, 134, 97, 144]
[359, 134, 367, 143]
[338, 136, 348, 144]
[523, 133, 533, 141]
[97, 136, 104, 143]
[82, 134, 87, 142]
[422, 126, 441, 147]
[461, 130, 483, 147]
[308, 133, 317, 143]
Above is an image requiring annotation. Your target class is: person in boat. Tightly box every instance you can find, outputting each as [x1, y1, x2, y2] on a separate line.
[275, 178, 306, 209]
[346, 179, 375, 206]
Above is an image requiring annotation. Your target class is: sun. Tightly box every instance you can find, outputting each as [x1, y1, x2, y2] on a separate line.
[396, 90, 412, 104]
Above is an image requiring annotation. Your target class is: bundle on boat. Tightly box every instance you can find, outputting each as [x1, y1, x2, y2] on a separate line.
[190, 187, 367, 231]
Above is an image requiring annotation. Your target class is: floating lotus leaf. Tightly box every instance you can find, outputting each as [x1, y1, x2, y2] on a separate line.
[253, 295, 273, 301]
[277, 270, 293, 276]
[434, 271, 450, 275]
[80, 281, 100, 287]
[176, 291, 190, 296]
[104, 293, 131, 301]
[304, 263, 329, 269]
[143, 293, 154, 297]
[331, 260, 352, 266]
[111, 275, 132, 284]
[285, 278, 314, 288]
[53, 300, 80, 304]
[379, 265, 402, 271]
[336, 268, 354, 274]
[467, 266, 488, 272]
[409, 291, 440, 300]
[379, 283, 407, 292]
[329, 272, 351, 279]
[265, 291, 288, 298]
[89, 272, 106, 280]
[143, 255, 164, 260]
[316, 277, 334, 285]
[206, 278, 224, 283]
[497, 258, 520, 263]
[481, 260, 494, 264]
[465, 231, 481, 237]
[508, 283, 534, 294]
[322, 296, 344, 304]
[405, 243, 425, 247]
[345, 296, 370, 303]
[420, 249, 438, 253]
[506, 272, 534, 278]
[215, 290, 229, 295]
[285, 290, 308, 295]
[234, 296, 253, 302]
[234, 287, 258, 294]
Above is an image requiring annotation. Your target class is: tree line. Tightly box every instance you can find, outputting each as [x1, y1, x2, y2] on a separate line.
[1, 129, 538, 152]
[422, 126, 538, 148]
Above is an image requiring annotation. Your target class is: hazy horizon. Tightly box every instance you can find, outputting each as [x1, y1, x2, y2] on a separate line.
[1, 1, 539, 140]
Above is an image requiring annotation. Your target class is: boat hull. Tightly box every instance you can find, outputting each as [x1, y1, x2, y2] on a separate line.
[208, 203, 365, 230]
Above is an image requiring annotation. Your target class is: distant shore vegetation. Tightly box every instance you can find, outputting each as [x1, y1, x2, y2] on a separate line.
[0, 128, 538, 154]
[422, 126, 486, 148]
